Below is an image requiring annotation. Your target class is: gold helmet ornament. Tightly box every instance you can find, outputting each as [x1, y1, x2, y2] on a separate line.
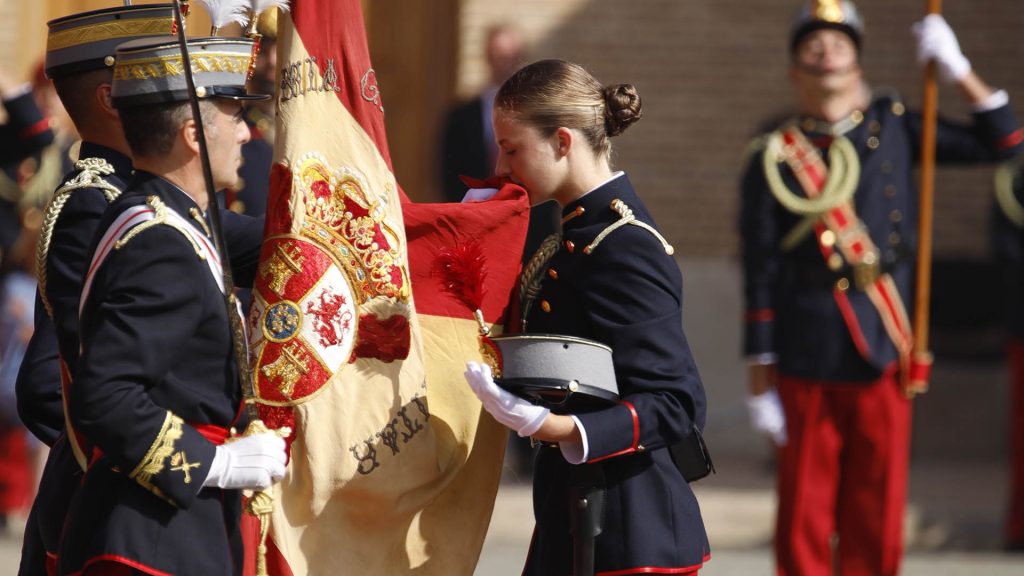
[790, 0, 865, 54]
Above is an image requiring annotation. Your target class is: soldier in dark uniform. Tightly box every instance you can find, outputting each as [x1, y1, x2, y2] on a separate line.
[11, 7, 179, 574]
[994, 157, 1024, 551]
[739, 2, 1024, 574]
[0, 67, 56, 257]
[53, 36, 287, 576]
[463, 59, 710, 575]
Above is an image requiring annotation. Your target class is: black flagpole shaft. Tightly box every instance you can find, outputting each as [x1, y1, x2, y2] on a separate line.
[171, 0, 260, 419]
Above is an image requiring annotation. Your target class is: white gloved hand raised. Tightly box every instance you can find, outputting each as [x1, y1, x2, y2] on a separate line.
[913, 14, 971, 83]
[202, 432, 288, 490]
[464, 361, 550, 437]
[745, 388, 787, 447]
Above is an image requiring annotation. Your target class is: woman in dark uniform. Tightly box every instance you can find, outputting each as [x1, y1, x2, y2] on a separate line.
[463, 59, 710, 575]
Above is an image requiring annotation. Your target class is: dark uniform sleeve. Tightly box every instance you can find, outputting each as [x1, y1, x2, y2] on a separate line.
[573, 225, 705, 461]
[220, 210, 264, 288]
[15, 297, 64, 446]
[71, 228, 218, 508]
[0, 91, 55, 165]
[738, 146, 780, 358]
[908, 101, 1024, 163]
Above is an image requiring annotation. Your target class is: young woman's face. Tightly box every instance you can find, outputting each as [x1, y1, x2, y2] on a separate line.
[493, 109, 566, 205]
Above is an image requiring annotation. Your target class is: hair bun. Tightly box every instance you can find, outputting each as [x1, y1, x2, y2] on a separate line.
[603, 83, 642, 137]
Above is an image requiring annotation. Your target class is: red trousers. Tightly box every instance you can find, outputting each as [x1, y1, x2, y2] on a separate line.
[775, 370, 911, 576]
[1008, 340, 1024, 548]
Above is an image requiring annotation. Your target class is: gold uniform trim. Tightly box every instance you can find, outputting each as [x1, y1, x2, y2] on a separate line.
[37, 158, 122, 318]
[114, 53, 252, 81]
[47, 17, 172, 52]
[115, 195, 205, 260]
[130, 412, 184, 485]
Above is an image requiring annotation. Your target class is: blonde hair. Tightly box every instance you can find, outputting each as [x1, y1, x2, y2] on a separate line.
[495, 59, 642, 157]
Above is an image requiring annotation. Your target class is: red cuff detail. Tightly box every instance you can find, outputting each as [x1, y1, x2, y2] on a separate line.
[997, 128, 1024, 151]
[744, 308, 774, 323]
[589, 401, 640, 463]
[905, 351, 933, 396]
[17, 117, 50, 140]
[190, 422, 230, 446]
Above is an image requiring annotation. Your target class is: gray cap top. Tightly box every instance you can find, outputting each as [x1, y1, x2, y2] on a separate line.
[111, 36, 271, 108]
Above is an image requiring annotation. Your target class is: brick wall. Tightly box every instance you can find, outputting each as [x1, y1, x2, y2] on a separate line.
[451, 0, 1024, 259]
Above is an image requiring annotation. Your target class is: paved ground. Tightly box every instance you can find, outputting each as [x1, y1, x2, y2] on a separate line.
[473, 456, 1024, 575]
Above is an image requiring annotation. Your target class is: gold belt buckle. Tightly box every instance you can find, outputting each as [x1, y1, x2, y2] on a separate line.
[852, 253, 880, 290]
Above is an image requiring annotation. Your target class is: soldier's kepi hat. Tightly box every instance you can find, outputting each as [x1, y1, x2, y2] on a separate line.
[111, 37, 271, 109]
[790, 0, 864, 54]
[45, 4, 176, 80]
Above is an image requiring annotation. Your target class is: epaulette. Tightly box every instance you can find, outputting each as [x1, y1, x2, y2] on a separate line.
[37, 157, 123, 317]
[114, 195, 206, 260]
[995, 157, 1024, 228]
[872, 87, 907, 117]
[740, 133, 771, 168]
[582, 199, 674, 257]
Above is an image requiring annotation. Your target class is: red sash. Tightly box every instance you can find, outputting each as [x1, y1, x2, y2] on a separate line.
[778, 126, 931, 394]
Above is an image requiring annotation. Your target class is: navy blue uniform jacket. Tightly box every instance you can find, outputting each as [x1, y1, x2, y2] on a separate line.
[741, 96, 1023, 381]
[57, 173, 260, 576]
[522, 174, 710, 575]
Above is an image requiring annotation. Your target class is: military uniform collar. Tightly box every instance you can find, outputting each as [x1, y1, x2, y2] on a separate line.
[78, 141, 133, 178]
[131, 171, 215, 238]
[561, 171, 632, 228]
[797, 108, 865, 137]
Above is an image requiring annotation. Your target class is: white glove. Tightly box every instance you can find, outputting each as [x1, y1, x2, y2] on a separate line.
[203, 432, 288, 490]
[464, 361, 550, 437]
[913, 14, 971, 83]
[745, 389, 787, 446]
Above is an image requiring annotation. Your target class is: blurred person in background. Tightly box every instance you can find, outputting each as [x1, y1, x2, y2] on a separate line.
[0, 65, 56, 263]
[993, 156, 1024, 552]
[438, 23, 525, 203]
[739, 1, 1024, 574]
[0, 205, 44, 536]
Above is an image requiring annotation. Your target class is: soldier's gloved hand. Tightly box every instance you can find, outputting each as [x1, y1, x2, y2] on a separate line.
[464, 361, 550, 437]
[745, 388, 787, 447]
[203, 432, 287, 490]
[913, 14, 971, 83]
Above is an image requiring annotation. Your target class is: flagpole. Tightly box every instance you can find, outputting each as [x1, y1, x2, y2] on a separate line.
[912, 0, 942, 395]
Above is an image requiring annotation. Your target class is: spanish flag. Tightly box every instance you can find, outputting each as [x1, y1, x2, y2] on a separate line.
[246, 1, 529, 574]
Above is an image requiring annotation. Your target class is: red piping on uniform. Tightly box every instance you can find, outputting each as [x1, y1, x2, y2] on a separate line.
[68, 554, 174, 576]
[833, 289, 872, 361]
[744, 309, 774, 322]
[18, 117, 50, 140]
[190, 422, 230, 445]
[998, 128, 1024, 150]
[590, 401, 640, 463]
[594, 552, 710, 575]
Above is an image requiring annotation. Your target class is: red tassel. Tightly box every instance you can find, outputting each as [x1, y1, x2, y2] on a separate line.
[432, 240, 487, 313]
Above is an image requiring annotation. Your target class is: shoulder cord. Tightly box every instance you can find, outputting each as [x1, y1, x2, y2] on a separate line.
[762, 128, 861, 251]
[519, 232, 563, 331]
[995, 158, 1024, 228]
[37, 158, 122, 317]
[583, 199, 675, 257]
